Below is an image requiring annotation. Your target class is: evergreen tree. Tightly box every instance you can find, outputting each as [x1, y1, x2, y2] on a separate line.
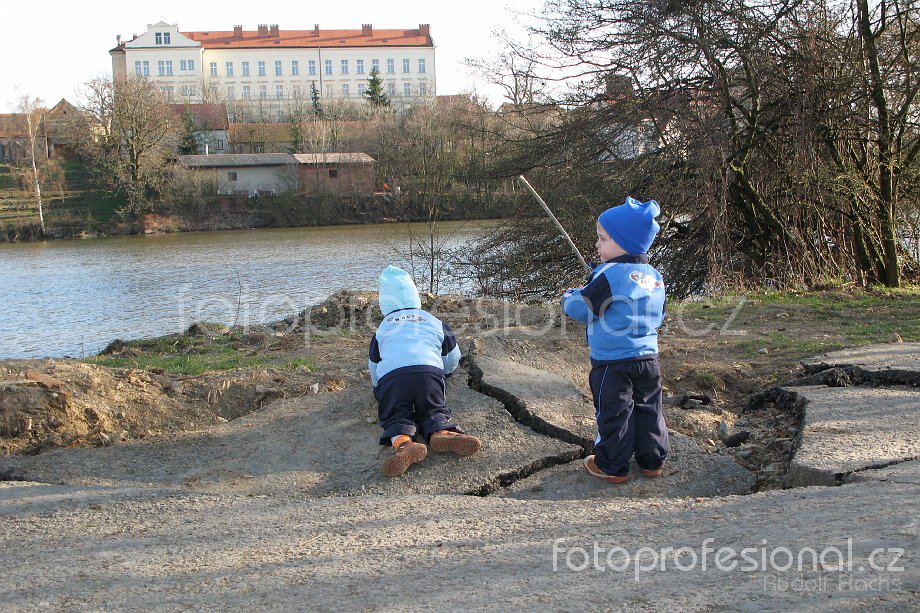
[177, 108, 199, 154]
[365, 67, 390, 107]
[310, 82, 322, 118]
[288, 109, 305, 154]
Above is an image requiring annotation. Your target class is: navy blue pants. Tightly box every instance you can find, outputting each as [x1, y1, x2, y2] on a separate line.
[589, 357, 669, 477]
[375, 370, 461, 445]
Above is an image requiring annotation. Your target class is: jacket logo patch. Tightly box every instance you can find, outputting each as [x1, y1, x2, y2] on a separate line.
[629, 271, 664, 290]
[388, 314, 427, 323]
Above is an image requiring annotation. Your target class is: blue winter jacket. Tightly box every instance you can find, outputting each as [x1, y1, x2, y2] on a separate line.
[369, 266, 461, 387]
[562, 254, 665, 364]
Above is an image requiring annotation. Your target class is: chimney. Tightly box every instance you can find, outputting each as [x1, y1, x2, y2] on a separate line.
[362, 24, 372, 36]
[419, 24, 430, 36]
[116, 34, 122, 45]
[233, 25, 243, 38]
[257, 24, 269, 37]
[269, 24, 279, 37]
[313, 24, 320, 36]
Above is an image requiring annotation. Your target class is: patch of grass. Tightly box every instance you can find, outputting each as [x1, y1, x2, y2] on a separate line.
[84, 329, 317, 376]
[87, 353, 274, 376]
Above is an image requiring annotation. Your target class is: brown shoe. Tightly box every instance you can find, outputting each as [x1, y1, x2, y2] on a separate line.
[429, 430, 481, 457]
[583, 455, 629, 484]
[641, 467, 663, 478]
[380, 440, 428, 477]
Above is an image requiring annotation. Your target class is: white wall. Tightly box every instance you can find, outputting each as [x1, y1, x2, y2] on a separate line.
[212, 165, 289, 195]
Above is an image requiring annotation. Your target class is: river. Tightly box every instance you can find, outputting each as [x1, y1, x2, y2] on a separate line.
[0, 221, 490, 359]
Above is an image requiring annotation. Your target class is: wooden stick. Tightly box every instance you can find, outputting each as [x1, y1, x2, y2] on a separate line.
[518, 175, 592, 272]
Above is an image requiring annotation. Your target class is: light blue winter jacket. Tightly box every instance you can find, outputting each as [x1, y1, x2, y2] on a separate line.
[369, 266, 462, 387]
[562, 254, 665, 364]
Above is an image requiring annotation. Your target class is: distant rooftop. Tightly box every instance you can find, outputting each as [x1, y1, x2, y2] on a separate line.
[178, 153, 296, 168]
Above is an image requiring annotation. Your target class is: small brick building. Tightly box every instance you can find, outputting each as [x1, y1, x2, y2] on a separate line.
[294, 153, 375, 196]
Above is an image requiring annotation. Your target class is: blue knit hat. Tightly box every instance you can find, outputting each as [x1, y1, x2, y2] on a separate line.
[597, 197, 661, 255]
[378, 265, 422, 315]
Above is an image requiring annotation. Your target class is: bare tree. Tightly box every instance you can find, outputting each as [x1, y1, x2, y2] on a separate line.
[17, 96, 46, 236]
[69, 76, 174, 212]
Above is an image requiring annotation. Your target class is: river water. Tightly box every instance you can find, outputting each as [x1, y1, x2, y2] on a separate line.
[0, 221, 490, 359]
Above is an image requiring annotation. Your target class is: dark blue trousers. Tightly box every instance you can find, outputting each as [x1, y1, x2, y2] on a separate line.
[589, 357, 669, 477]
[374, 369, 461, 445]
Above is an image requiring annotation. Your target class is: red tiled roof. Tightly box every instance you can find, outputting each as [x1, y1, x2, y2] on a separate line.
[0, 114, 32, 139]
[169, 103, 230, 130]
[184, 27, 432, 49]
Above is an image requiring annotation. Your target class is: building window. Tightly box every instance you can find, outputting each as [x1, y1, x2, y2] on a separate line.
[210, 62, 218, 76]
[356, 59, 364, 74]
[403, 58, 410, 73]
[404, 82, 411, 96]
[275, 109, 283, 122]
[308, 60, 316, 75]
[357, 83, 366, 95]
[259, 85, 267, 99]
[419, 83, 427, 97]
[325, 85, 332, 97]
[214, 139, 224, 151]
[324, 59, 332, 75]
[387, 82, 395, 96]
[135, 61, 142, 76]
[164, 32, 171, 44]
[143, 61, 150, 76]
[180, 60, 187, 71]
[276, 85, 283, 99]
[242, 61, 250, 76]
[341, 59, 349, 75]
[342, 83, 349, 96]
[328, 168, 338, 178]
[242, 85, 251, 99]
[386, 59, 395, 74]
[166, 61, 174, 76]
[372, 59, 380, 72]
[227, 85, 235, 100]
[275, 60, 282, 76]
[258, 61, 266, 76]
[157, 61, 165, 76]
[226, 62, 234, 77]
[291, 60, 299, 76]
[292, 85, 301, 98]
[228, 172, 237, 181]
[155, 32, 162, 45]
[188, 59, 195, 71]
[418, 58, 426, 74]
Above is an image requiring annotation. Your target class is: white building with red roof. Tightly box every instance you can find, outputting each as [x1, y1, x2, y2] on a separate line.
[110, 21, 436, 112]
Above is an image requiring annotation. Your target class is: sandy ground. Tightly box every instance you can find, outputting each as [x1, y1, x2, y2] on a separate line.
[1, 294, 919, 610]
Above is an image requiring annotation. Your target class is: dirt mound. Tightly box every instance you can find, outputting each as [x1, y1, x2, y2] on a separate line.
[0, 360, 314, 457]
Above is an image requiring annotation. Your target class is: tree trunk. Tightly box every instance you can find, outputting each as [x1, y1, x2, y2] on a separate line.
[857, 0, 900, 287]
[25, 113, 45, 237]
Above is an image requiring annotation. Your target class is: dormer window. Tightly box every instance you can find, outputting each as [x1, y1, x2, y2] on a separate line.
[164, 32, 171, 44]
[155, 32, 162, 44]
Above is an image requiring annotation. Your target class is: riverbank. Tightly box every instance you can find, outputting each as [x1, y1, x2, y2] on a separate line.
[1, 161, 514, 242]
[3, 287, 918, 477]
[2, 288, 918, 609]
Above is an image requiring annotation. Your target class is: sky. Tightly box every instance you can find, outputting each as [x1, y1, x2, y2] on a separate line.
[0, 0, 545, 113]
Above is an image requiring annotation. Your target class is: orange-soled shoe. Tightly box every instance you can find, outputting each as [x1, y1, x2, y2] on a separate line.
[641, 467, 663, 478]
[380, 440, 428, 477]
[429, 430, 481, 457]
[583, 455, 629, 484]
